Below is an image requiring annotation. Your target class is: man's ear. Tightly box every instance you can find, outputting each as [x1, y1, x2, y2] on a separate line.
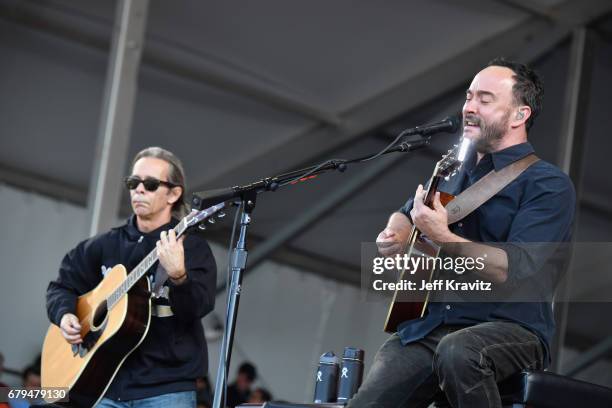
[511, 105, 531, 128]
[167, 185, 183, 205]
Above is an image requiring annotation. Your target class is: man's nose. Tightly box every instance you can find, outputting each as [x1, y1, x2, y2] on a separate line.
[463, 100, 477, 116]
[134, 181, 146, 194]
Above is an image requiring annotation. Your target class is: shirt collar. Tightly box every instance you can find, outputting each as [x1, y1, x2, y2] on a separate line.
[491, 142, 534, 170]
[465, 142, 535, 172]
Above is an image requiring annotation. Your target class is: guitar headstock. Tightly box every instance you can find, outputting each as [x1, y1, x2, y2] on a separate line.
[435, 138, 471, 180]
[181, 202, 226, 233]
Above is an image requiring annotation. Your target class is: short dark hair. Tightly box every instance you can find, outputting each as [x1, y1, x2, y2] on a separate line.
[238, 362, 257, 382]
[132, 147, 187, 218]
[486, 57, 543, 131]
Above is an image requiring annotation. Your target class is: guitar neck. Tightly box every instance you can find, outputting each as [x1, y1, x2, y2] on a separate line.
[107, 219, 188, 309]
[424, 173, 443, 208]
[407, 170, 444, 242]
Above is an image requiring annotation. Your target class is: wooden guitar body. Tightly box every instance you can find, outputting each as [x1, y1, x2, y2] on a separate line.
[383, 187, 458, 333]
[383, 238, 440, 333]
[41, 265, 151, 407]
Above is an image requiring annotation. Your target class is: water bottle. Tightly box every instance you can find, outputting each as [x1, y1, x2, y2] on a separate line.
[337, 347, 365, 403]
[313, 351, 339, 403]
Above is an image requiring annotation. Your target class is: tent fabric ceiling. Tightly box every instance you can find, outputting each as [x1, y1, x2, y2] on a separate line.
[1, 0, 535, 188]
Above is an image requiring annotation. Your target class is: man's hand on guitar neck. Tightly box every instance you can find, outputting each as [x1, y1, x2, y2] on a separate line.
[60, 313, 82, 344]
[410, 184, 457, 245]
[157, 229, 188, 285]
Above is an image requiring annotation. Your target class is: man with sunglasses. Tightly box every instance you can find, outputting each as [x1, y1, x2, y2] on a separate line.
[46, 147, 217, 408]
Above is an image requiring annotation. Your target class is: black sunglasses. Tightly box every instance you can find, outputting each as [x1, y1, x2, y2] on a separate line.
[125, 176, 177, 192]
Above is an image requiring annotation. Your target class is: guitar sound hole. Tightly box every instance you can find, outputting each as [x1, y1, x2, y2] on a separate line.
[92, 300, 108, 330]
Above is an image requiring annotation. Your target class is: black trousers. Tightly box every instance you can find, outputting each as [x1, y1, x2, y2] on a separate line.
[347, 322, 545, 408]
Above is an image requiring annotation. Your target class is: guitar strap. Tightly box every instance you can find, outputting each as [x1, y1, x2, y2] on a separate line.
[445, 154, 539, 225]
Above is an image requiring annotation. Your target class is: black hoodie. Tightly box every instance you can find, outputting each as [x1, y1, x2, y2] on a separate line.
[46, 216, 217, 401]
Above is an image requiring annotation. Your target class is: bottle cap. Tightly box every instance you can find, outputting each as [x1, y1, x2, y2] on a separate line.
[342, 347, 364, 361]
[320, 351, 339, 365]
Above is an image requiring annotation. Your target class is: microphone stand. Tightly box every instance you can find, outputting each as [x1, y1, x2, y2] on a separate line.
[201, 138, 431, 408]
[212, 191, 255, 408]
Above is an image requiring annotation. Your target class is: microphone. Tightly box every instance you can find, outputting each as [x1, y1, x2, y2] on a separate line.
[400, 114, 461, 137]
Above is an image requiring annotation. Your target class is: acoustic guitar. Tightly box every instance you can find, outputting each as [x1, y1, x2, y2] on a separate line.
[41, 203, 225, 407]
[383, 141, 468, 333]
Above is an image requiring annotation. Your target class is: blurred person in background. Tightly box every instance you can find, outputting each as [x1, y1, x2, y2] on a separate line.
[8, 365, 42, 408]
[196, 376, 212, 408]
[226, 362, 257, 408]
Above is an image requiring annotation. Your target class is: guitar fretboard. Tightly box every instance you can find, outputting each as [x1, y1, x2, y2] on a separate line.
[107, 219, 187, 309]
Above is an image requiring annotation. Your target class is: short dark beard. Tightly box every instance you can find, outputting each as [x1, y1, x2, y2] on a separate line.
[472, 110, 511, 154]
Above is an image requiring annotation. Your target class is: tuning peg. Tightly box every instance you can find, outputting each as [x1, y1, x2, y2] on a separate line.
[198, 224, 207, 230]
[217, 211, 226, 218]
[208, 218, 216, 224]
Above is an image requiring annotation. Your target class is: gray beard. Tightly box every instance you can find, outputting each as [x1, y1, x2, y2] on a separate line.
[472, 112, 510, 154]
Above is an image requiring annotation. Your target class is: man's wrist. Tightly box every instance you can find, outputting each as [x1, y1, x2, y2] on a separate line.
[432, 229, 454, 244]
[437, 230, 469, 244]
[169, 270, 188, 284]
[57, 309, 75, 326]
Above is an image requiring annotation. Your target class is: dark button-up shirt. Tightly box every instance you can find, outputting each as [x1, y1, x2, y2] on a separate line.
[397, 142, 575, 362]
